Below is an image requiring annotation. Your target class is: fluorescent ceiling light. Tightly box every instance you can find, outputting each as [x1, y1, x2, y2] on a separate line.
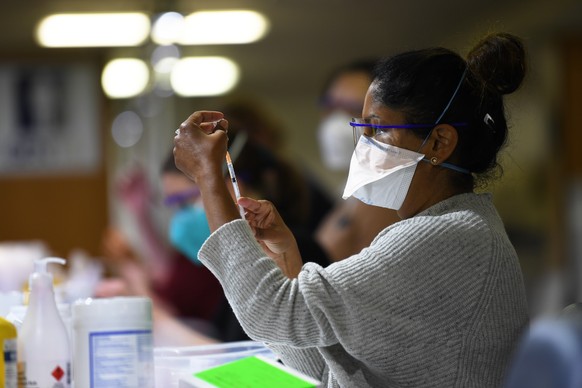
[178, 10, 269, 45]
[101, 59, 150, 98]
[171, 57, 239, 97]
[36, 13, 150, 47]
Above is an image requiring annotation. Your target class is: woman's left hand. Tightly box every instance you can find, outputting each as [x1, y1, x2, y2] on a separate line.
[238, 196, 303, 278]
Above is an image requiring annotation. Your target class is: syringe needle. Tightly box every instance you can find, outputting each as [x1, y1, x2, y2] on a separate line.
[226, 151, 245, 220]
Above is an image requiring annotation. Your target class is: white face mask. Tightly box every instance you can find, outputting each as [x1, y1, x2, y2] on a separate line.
[317, 110, 355, 171]
[342, 136, 424, 210]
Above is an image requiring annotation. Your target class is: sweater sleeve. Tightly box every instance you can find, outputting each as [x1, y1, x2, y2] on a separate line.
[199, 213, 492, 352]
[267, 344, 328, 382]
[198, 219, 345, 348]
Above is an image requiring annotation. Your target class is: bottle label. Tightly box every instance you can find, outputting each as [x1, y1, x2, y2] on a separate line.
[2, 338, 17, 388]
[89, 329, 153, 388]
[17, 360, 70, 388]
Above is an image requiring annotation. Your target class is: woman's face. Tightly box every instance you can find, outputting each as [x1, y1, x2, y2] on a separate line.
[360, 84, 434, 219]
[360, 85, 424, 152]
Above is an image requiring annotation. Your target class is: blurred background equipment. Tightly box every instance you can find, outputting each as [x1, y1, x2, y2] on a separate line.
[503, 314, 582, 388]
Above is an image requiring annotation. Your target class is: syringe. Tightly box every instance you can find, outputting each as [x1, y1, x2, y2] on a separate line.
[208, 119, 245, 220]
[226, 151, 245, 220]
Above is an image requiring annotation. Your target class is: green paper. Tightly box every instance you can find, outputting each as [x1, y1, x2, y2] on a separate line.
[193, 355, 318, 388]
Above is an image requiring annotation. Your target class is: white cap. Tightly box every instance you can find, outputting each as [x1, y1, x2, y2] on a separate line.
[73, 297, 152, 327]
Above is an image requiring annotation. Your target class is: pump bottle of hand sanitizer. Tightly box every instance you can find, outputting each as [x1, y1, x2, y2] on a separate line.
[17, 257, 70, 388]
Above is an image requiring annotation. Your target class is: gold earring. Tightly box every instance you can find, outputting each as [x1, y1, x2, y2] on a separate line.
[430, 157, 438, 165]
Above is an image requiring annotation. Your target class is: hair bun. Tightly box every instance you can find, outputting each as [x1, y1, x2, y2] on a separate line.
[467, 32, 526, 95]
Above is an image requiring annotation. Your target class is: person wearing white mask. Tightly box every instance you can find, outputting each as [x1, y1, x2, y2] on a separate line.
[317, 60, 376, 174]
[315, 60, 401, 262]
[173, 32, 529, 387]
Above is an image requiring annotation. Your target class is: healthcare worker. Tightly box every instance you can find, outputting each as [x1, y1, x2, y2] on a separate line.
[173, 32, 529, 387]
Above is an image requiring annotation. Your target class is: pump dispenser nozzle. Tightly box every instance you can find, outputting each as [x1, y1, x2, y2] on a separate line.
[34, 257, 66, 275]
[29, 257, 66, 290]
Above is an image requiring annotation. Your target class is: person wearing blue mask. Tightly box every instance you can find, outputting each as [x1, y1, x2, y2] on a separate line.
[163, 171, 209, 266]
[154, 152, 225, 325]
[173, 32, 529, 387]
[97, 155, 225, 343]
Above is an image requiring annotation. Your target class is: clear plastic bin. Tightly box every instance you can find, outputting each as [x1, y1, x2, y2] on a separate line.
[154, 340, 276, 388]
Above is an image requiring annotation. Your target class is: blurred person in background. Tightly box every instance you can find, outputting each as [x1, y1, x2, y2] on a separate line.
[218, 97, 286, 156]
[314, 59, 401, 262]
[98, 155, 225, 344]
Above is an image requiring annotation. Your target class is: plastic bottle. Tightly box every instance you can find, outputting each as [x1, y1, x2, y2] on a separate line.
[0, 317, 17, 388]
[18, 257, 70, 388]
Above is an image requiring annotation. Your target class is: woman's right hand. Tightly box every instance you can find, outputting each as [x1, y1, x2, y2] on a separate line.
[238, 197, 302, 278]
[173, 111, 228, 184]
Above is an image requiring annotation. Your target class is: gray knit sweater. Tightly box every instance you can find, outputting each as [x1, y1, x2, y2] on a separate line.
[199, 193, 529, 387]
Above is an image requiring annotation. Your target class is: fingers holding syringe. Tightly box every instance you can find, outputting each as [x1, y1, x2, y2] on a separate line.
[240, 198, 299, 270]
[237, 197, 277, 228]
[180, 111, 224, 133]
[238, 197, 292, 240]
[174, 112, 228, 182]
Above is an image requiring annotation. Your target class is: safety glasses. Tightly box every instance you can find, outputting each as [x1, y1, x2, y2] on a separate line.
[349, 118, 435, 146]
[349, 118, 468, 146]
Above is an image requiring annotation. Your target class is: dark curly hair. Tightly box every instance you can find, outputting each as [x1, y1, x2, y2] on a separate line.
[371, 32, 527, 188]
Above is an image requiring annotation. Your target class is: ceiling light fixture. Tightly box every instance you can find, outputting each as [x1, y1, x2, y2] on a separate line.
[177, 10, 270, 45]
[101, 59, 150, 98]
[37, 9, 268, 48]
[36, 9, 265, 97]
[171, 57, 239, 97]
[36, 13, 150, 47]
